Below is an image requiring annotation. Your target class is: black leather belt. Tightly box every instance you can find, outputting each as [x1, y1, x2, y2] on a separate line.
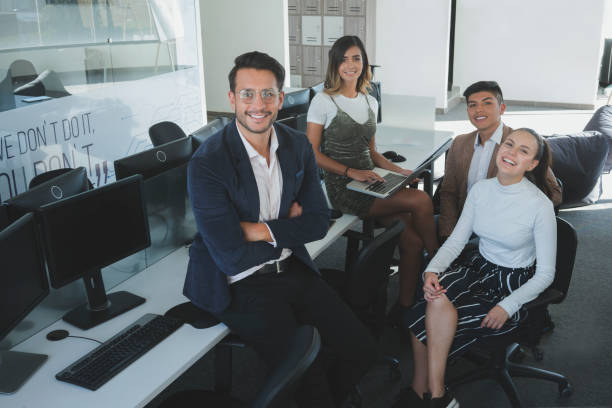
[255, 257, 292, 274]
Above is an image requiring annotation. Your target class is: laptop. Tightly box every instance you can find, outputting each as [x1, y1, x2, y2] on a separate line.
[347, 138, 453, 199]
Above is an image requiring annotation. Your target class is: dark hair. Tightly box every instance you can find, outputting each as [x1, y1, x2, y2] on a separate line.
[228, 51, 285, 92]
[515, 128, 553, 200]
[324, 35, 371, 95]
[463, 81, 504, 105]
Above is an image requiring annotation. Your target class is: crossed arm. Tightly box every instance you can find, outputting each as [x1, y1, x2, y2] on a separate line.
[188, 143, 329, 276]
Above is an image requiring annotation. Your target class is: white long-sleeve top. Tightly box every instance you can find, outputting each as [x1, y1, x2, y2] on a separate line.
[427, 177, 557, 316]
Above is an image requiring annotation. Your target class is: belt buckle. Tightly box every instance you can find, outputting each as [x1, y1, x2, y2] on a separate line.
[275, 261, 282, 273]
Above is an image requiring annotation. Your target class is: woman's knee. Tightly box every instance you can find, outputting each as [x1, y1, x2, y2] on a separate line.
[426, 294, 455, 313]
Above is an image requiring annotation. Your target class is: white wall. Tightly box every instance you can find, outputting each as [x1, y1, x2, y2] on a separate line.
[454, 0, 606, 107]
[199, 0, 289, 113]
[374, 0, 452, 110]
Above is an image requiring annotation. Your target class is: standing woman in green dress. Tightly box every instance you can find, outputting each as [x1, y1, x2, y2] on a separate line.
[306, 35, 439, 309]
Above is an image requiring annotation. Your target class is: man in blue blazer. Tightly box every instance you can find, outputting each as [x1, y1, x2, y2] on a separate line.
[184, 51, 376, 407]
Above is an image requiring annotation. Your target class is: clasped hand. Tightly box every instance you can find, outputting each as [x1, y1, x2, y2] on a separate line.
[423, 272, 446, 301]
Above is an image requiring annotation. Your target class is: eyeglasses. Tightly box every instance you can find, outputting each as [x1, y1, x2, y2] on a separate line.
[237, 89, 280, 104]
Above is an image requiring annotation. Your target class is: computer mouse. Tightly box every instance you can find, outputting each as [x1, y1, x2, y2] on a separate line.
[382, 151, 397, 160]
[47, 329, 69, 341]
[330, 209, 343, 219]
[391, 154, 406, 163]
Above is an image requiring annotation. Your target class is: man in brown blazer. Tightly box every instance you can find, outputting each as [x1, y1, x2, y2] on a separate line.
[438, 81, 562, 241]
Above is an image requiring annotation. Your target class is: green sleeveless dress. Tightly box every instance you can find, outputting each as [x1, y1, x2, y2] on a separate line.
[321, 94, 377, 217]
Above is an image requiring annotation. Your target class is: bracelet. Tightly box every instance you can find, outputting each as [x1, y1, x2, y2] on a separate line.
[343, 166, 350, 177]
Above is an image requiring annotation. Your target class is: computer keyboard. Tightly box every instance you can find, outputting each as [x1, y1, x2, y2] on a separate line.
[56, 313, 183, 390]
[366, 173, 408, 195]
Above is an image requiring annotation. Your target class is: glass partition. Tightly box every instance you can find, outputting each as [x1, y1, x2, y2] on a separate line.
[0, 0, 203, 349]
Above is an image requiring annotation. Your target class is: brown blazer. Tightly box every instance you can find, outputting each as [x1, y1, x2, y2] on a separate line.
[438, 125, 562, 238]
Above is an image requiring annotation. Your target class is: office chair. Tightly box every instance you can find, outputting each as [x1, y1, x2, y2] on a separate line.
[447, 217, 577, 408]
[8, 59, 37, 90]
[148, 121, 188, 147]
[158, 325, 321, 408]
[321, 220, 405, 384]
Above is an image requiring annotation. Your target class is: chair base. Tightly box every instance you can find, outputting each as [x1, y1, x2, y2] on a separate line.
[449, 343, 572, 408]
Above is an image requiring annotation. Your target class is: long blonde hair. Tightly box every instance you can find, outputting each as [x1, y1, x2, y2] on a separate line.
[324, 35, 372, 96]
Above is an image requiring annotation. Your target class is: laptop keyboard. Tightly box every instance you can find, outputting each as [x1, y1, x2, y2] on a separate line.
[366, 173, 408, 195]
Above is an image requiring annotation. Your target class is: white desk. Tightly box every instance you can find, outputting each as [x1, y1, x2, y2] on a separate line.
[375, 125, 454, 170]
[3, 214, 358, 408]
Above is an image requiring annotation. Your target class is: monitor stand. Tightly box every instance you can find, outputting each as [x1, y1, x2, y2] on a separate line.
[62, 269, 145, 330]
[0, 350, 47, 394]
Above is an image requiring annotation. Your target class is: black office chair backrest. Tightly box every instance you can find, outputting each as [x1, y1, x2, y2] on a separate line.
[346, 220, 404, 308]
[9, 59, 37, 90]
[550, 217, 578, 304]
[252, 325, 321, 408]
[149, 121, 188, 147]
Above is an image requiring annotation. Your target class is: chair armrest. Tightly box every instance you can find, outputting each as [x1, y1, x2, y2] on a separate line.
[523, 288, 564, 311]
[343, 229, 374, 242]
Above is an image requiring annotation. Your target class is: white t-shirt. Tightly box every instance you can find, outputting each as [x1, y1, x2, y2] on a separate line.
[426, 177, 557, 317]
[307, 92, 378, 129]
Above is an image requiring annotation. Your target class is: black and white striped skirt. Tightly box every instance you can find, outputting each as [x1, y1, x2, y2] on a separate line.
[403, 252, 535, 358]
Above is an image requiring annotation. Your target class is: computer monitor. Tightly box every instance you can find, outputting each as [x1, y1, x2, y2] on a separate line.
[0, 213, 49, 394]
[279, 88, 310, 117]
[37, 175, 151, 330]
[113, 136, 193, 181]
[191, 117, 231, 150]
[309, 82, 324, 102]
[0, 203, 8, 231]
[5, 167, 89, 222]
[276, 116, 298, 130]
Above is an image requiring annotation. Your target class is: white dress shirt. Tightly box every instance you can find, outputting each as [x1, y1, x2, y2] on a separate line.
[426, 177, 557, 317]
[467, 122, 504, 192]
[228, 124, 292, 284]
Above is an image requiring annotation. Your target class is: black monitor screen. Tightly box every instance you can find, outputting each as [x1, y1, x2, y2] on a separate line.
[0, 204, 8, 231]
[5, 167, 89, 222]
[0, 213, 49, 341]
[191, 117, 230, 150]
[113, 137, 193, 181]
[38, 175, 151, 289]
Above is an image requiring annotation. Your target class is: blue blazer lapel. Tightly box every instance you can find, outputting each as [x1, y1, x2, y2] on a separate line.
[224, 121, 260, 220]
[276, 126, 296, 217]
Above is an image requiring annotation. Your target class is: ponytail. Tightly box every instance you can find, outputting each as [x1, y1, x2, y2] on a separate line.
[519, 128, 553, 200]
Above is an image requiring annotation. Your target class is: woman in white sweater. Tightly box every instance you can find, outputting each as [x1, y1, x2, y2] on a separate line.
[399, 128, 557, 408]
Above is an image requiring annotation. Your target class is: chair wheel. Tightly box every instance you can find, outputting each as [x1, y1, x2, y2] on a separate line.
[559, 381, 573, 397]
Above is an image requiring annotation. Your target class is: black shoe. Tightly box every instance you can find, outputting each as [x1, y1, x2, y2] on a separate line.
[393, 386, 427, 408]
[429, 388, 459, 408]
